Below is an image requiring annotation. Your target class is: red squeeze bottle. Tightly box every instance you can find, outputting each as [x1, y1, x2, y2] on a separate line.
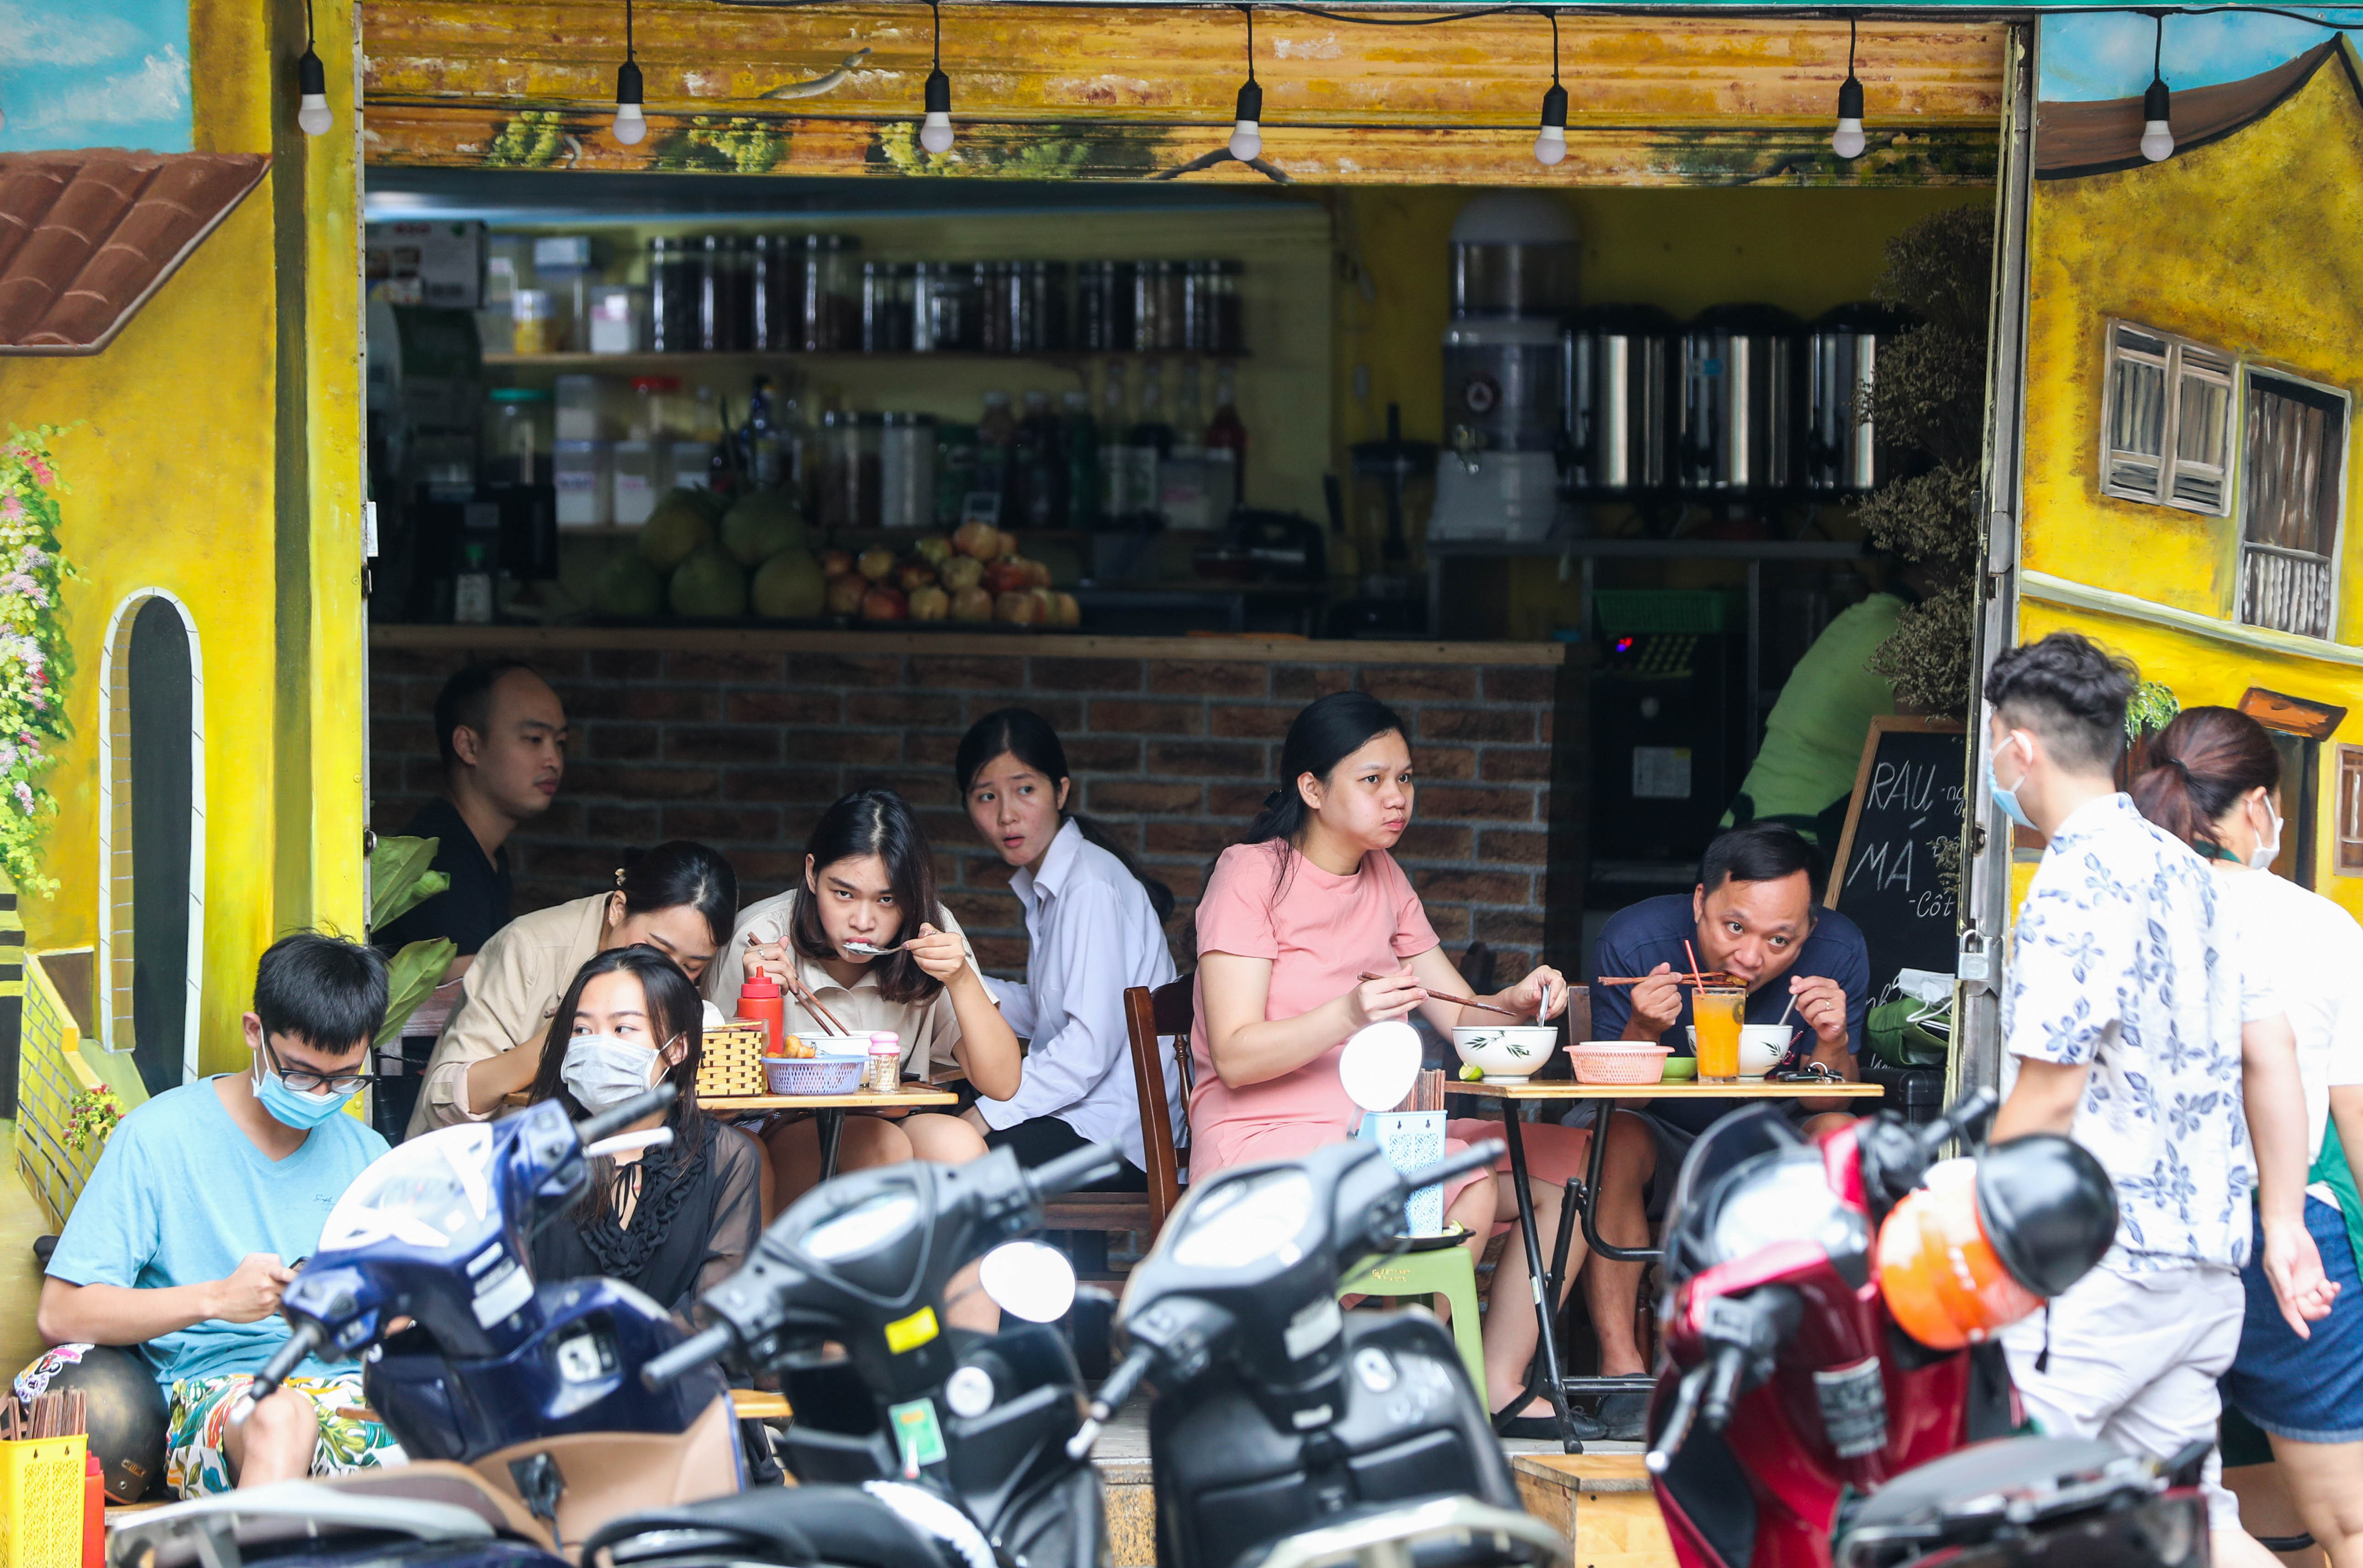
[83, 1451, 102, 1568]
[738, 971, 786, 1056]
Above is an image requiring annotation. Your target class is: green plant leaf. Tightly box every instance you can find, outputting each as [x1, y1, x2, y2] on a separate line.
[370, 836, 447, 931]
[376, 937, 457, 1048]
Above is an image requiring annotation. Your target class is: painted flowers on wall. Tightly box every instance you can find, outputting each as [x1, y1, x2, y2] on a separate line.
[0, 429, 76, 898]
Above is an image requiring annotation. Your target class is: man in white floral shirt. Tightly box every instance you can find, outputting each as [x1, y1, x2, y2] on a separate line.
[1986, 631, 2331, 1568]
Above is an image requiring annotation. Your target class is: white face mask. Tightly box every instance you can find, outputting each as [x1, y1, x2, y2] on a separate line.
[2248, 797, 2284, 871]
[560, 1032, 671, 1114]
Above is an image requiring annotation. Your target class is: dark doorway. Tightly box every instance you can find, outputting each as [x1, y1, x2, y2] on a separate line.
[128, 599, 193, 1096]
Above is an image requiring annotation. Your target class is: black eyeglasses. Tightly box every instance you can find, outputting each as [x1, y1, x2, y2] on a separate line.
[263, 1036, 382, 1096]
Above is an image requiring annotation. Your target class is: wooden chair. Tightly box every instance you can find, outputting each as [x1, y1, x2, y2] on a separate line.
[1038, 974, 1193, 1251]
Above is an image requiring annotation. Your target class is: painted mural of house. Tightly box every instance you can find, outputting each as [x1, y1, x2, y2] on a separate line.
[2008, 30, 2363, 913]
[0, 0, 364, 1225]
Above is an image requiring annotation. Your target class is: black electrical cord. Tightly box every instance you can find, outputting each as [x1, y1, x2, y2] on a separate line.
[1242, 3, 1256, 82]
[626, 0, 636, 62]
[1551, 6, 1563, 79]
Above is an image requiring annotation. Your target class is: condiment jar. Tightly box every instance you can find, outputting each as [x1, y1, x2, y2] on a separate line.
[867, 1031, 902, 1092]
[738, 971, 785, 1056]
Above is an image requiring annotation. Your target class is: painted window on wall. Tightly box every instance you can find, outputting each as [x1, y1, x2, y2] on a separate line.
[2100, 320, 2236, 515]
[2340, 745, 2363, 877]
[2239, 370, 2348, 641]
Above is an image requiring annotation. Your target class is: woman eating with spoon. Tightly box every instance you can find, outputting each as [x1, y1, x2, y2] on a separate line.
[1192, 690, 1612, 1436]
[703, 788, 1020, 1217]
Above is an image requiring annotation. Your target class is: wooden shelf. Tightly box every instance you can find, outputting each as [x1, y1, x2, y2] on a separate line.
[483, 348, 1246, 370]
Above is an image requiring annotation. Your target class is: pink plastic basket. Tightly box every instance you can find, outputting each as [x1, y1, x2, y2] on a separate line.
[1568, 1042, 1674, 1085]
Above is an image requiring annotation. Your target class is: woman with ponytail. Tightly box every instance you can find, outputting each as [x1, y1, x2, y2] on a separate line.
[956, 709, 1179, 1190]
[2134, 706, 2363, 1565]
[1191, 690, 1614, 1437]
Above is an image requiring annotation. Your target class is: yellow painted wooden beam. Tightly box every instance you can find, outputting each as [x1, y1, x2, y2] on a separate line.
[362, 3, 2001, 126]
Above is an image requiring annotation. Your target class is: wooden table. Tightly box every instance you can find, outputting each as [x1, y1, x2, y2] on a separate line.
[706, 1087, 960, 1180]
[1445, 1078, 1884, 1452]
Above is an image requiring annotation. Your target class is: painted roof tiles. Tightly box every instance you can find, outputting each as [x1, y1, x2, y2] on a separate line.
[0, 150, 270, 355]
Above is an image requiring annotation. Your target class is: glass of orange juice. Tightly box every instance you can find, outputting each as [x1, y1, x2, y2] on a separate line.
[1693, 986, 1746, 1083]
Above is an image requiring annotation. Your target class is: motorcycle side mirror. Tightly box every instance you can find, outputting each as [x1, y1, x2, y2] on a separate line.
[1339, 1021, 1421, 1112]
[978, 1240, 1078, 1324]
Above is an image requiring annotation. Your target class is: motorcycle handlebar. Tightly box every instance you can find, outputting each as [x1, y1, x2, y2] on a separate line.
[1403, 1140, 1505, 1195]
[577, 1083, 678, 1149]
[641, 1323, 734, 1390]
[1697, 1343, 1749, 1431]
[1027, 1141, 1126, 1202]
[235, 1320, 325, 1424]
[1925, 1087, 1999, 1156]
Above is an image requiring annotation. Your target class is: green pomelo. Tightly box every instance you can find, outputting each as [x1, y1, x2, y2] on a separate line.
[750, 549, 827, 619]
[720, 489, 809, 566]
[669, 545, 749, 618]
[593, 551, 667, 618]
[640, 489, 717, 571]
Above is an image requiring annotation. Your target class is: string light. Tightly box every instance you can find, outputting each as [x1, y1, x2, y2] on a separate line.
[1831, 16, 1865, 160]
[2140, 12, 2174, 161]
[1533, 10, 1567, 167]
[613, 0, 647, 144]
[296, 0, 333, 136]
[1229, 7, 1263, 162]
[920, 0, 954, 154]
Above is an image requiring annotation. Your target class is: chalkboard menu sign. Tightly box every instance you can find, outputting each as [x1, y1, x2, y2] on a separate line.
[1824, 718, 1968, 992]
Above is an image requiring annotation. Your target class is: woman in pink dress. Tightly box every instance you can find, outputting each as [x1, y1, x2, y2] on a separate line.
[1193, 690, 1614, 1436]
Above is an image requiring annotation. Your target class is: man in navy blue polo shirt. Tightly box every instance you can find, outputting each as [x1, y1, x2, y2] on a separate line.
[1580, 822, 1870, 1436]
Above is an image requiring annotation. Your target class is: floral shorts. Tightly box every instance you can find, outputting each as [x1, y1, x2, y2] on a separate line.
[164, 1369, 405, 1499]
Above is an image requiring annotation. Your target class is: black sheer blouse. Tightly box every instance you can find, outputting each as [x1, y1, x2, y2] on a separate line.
[529, 1113, 765, 1316]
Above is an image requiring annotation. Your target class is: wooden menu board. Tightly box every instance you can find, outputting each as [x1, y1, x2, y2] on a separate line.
[1824, 718, 1968, 991]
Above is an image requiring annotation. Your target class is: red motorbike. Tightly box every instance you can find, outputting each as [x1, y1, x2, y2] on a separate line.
[1647, 1089, 2216, 1568]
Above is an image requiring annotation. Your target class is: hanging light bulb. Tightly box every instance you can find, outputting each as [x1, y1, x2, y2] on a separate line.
[1533, 11, 1566, 167]
[1228, 7, 1262, 162]
[613, 0, 646, 144]
[919, 0, 955, 154]
[295, 0, 332, 136]
[1830, 17, 1865, 160]
[2139, 13, 2174, 162]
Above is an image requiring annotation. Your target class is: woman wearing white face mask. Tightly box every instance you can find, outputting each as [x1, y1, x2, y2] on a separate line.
[2134, 706, 2363, 1568]
[523, 945, 763, 1316]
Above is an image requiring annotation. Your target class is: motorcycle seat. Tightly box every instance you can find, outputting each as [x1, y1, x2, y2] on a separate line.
[1844, 1435, 2143, 1533]
[583, 1483, 970, 1568]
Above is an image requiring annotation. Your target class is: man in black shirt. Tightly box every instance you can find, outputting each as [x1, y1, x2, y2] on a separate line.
[375, 661, 568, 977]
[1578, 823, 1870, 1436]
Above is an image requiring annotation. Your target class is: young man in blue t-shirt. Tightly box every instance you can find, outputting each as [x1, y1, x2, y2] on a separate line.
[1581, 822, 1871, 1438]
[31, 933, 399, 1497]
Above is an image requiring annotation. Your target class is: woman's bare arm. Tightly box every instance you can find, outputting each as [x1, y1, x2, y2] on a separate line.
[1198, 951, 1426, 1089]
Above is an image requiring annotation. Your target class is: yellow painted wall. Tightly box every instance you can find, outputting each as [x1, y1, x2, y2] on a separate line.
[1333, 184, 1994, 633]
[2018, 49, 2363, 920]
[0, 0, 365, 1076]
[2022, 58, 2363, 627]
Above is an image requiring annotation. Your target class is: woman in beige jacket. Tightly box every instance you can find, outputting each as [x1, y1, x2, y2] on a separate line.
[407, 841, 737, 1138]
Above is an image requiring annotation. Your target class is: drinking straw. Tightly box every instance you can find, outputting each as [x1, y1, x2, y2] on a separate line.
[1683, 940, 1707, 990]
[1776, 993, 1798, 1028]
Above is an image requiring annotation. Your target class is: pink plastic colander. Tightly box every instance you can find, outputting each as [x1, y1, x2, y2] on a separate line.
[1567, 1041, 1675, 1086]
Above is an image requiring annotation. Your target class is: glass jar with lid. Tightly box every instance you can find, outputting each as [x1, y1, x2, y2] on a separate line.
[646, 237, 694, 353]
[913, 261, 976, 353]
[862, 262, 916, 353]
[1076, 261, 1133, 352]
[880, 412, 938, 529]
[699, 234, 751, 353]
[803, 236, 862, 351]
[483, 386, 552, 485]
[815, 409, 883, 528]
[751, 233, 800, 351]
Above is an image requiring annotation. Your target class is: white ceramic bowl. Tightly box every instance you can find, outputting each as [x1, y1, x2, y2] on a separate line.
[1453, 1025, 1560, 1084]
[1739, 1024, 1794, 1077]
[1683, 1024, 1796, 1078]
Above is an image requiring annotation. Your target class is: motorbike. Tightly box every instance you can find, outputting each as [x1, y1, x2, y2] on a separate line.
[1073, 1020, 1565, 1568]
[615, 1139, 1130, 1568]
[238, 1082, 742, 1548]
[1645, 1087, 2212, 1568]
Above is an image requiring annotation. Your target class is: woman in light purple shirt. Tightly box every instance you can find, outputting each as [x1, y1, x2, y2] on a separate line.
[956, 708, 1179, 1190]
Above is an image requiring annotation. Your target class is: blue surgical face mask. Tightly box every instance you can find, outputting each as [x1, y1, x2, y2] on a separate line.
[253, 1054, 361, 1130]
[561, 1032, 666, 1114]
[1985, 733, 2035, 831]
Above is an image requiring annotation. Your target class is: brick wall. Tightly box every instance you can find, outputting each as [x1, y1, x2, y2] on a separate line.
[369, 629, 1585, 980]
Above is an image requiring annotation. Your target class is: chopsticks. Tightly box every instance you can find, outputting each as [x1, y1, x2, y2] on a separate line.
[745, 932, 855, 1036]
[1, 1389, 85, 1441]
[1595, 971, 1746, 988]
[1357, 972, 1525, 1019]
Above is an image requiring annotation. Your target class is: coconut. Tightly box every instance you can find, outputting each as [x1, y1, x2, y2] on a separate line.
[750, 549, 827, 619]
[669, 545, 749, 618]
[720, 489, 808, 566]
[640, 489, 718, 572]
[593, 550, 667, 618]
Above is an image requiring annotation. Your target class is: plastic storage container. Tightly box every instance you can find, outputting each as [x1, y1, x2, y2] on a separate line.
[554, 440, 613, 528]
[879, 412, 936, 529]
[0, 1433, 87, 1568]
[611, 440, 659, 525]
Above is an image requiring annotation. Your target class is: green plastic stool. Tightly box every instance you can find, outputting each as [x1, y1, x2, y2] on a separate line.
[1339, 1248, 1485, 1393]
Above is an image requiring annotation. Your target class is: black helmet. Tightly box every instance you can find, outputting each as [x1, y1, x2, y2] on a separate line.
[25, 1346, 168, 1503]
[1976, 1133, 2119, 1299]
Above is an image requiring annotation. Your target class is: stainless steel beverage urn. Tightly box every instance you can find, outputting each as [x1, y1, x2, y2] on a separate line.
[1802, 302, 1905, 493]
[1676, 304, 1802, 494]
[1566, 303, 1676, 497]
